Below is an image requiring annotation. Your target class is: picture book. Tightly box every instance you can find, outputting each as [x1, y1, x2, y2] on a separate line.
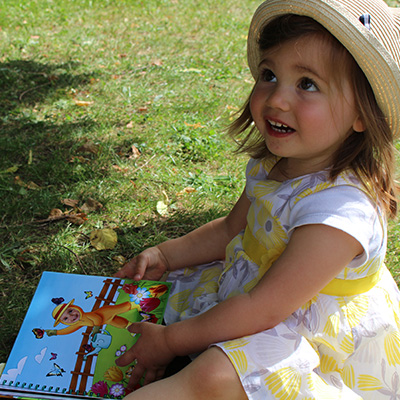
[0, 271, 171, 399]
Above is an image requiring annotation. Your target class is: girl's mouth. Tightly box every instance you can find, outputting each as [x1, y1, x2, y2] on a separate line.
[267, 119, 295, 134]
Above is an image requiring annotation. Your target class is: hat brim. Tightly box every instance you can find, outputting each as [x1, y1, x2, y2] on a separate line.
[247, 0, 400, 136]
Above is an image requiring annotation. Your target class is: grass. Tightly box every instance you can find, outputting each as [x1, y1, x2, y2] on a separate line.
[0, 0, 400, 363]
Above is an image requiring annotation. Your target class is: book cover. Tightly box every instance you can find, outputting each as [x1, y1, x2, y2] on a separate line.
[0, 271, 171, 399]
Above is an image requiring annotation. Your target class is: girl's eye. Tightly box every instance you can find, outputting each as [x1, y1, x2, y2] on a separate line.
[260, 68, 276, 83]
[299, 78, 318, 92]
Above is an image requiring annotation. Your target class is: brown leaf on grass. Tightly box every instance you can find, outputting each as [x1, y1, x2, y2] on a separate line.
[112, 255, 126, 265]
[69, 155, 88, 163]
[126, 121, 134, 129]
[77, 141, 99, 154]
[74, 99, 94, 107]
[176, 187, 196, 197]
[14, 176, 41, 190]
[49, 208, 64, 218]
[112, 165, 129, 174]
[1, 165, 19, 174]
[137, 106, 148, 113]
[151, 59, 163, 66]
[81, 197, 103, 212]
[66, 212, 87, 225]
[90, 228, 118, 250]
[184, 122, 205, 129]
[62, 198, 80, 208]
[36, 209, 87, 225]
[129, 145, 141, 159]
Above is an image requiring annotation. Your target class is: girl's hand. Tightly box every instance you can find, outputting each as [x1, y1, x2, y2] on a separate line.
[116, 322, 176, 389]
[114, 246, 169, 281]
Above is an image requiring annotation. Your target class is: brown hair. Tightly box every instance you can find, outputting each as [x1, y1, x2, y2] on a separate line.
[230, 14, 397, 217]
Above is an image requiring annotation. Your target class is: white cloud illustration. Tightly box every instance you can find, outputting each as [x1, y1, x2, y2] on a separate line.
[1, 356, 28, 382]
[34, 347, 47, 364]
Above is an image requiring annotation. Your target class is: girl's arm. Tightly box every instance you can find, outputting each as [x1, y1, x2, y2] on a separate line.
[115, 189, 250, 280]
[117, 223, 363, 387]
[166, 224, 363, 355]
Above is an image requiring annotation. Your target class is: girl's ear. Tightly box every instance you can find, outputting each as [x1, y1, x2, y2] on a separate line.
[353, 116, 366, 133]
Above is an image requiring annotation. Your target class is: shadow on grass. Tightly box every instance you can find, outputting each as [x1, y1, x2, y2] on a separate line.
[0, 59, 102, 222]
[0, 59, 93, 116]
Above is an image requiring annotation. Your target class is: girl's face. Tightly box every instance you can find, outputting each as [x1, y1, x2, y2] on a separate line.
[61, 307, 80, 324]
[250, 34, 364, 176]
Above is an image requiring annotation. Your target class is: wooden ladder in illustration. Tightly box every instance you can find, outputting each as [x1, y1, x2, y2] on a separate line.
[68, 278, 123, 394]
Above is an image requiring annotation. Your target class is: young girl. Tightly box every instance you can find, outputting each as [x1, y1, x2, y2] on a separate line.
[115, 0, 400, 398]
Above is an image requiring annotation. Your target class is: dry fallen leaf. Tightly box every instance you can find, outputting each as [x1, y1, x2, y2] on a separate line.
[112, 255, 126, 265]
[14, 176, 40, 190]
[49, 208, 64, 218]
[177, 187, 196, 197]
[62, 198, 80, 208]
[1, 165, 19, 174]
[66, 212, 87, 225]
[184, 122, 205, 129]
[81, 197, 103, 212]
[129, 145, 141, 159]
[156, 200, 169, 217]
[74, 99, 94, 107]
[77, 141, 99, 154]
[90, 228, 118, 250]
[137, 106, 148, 113]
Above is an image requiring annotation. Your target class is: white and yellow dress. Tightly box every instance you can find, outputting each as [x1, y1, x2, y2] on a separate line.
[164, 157, 400, 399]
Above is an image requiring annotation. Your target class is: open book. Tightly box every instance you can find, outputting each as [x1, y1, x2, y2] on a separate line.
[0, 271, 171, 399]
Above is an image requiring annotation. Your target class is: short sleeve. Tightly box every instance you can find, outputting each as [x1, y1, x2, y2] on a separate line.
[288, 185, 384, 260]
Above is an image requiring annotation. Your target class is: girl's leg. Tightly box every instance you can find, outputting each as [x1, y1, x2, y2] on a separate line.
[123, 347, 247, 400]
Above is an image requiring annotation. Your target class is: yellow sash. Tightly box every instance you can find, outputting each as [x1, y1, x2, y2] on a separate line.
[242, 226, 383, 296]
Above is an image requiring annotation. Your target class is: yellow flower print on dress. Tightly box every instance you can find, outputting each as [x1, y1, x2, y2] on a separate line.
[357, 374, 384, 391]
[293, 181, 332, 206]
[323, 314, 340, 338]
[248, 161, 262, 177]
[306, 373, 343, 399]
[223, 337, 250, 350]
[229, 349, 248, 375]
[384, 330, 400, 365]
[319, 354, 339, 374]
[339, 333, 355, 354]
[341, 365, 355, 389]
[168, 289, 191, 313]
[338, 296, 369, 328]
[265, 367, 301, 400]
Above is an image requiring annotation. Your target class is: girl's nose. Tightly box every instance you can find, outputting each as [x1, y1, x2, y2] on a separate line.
[266, 85, 291, 112]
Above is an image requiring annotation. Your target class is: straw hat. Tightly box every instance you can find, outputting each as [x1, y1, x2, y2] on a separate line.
[247, 0, 400, 137]
[52, 299, 75, 327]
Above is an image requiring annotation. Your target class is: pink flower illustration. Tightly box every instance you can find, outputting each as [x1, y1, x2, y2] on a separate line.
[122, 283, 138, 295]
[91, 380, 109, 397]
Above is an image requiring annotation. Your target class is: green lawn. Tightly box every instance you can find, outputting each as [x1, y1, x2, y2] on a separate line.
[0, 0, 399, 362]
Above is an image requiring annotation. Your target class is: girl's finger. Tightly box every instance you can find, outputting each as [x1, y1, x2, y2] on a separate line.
[133, 255, 149, 281]
[114, 258, 138, 278]
[116, 342, 138, 367]
[143, 368, 157, 386]
[127, 322, 142, 335]
[127, 363, 146, 390]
